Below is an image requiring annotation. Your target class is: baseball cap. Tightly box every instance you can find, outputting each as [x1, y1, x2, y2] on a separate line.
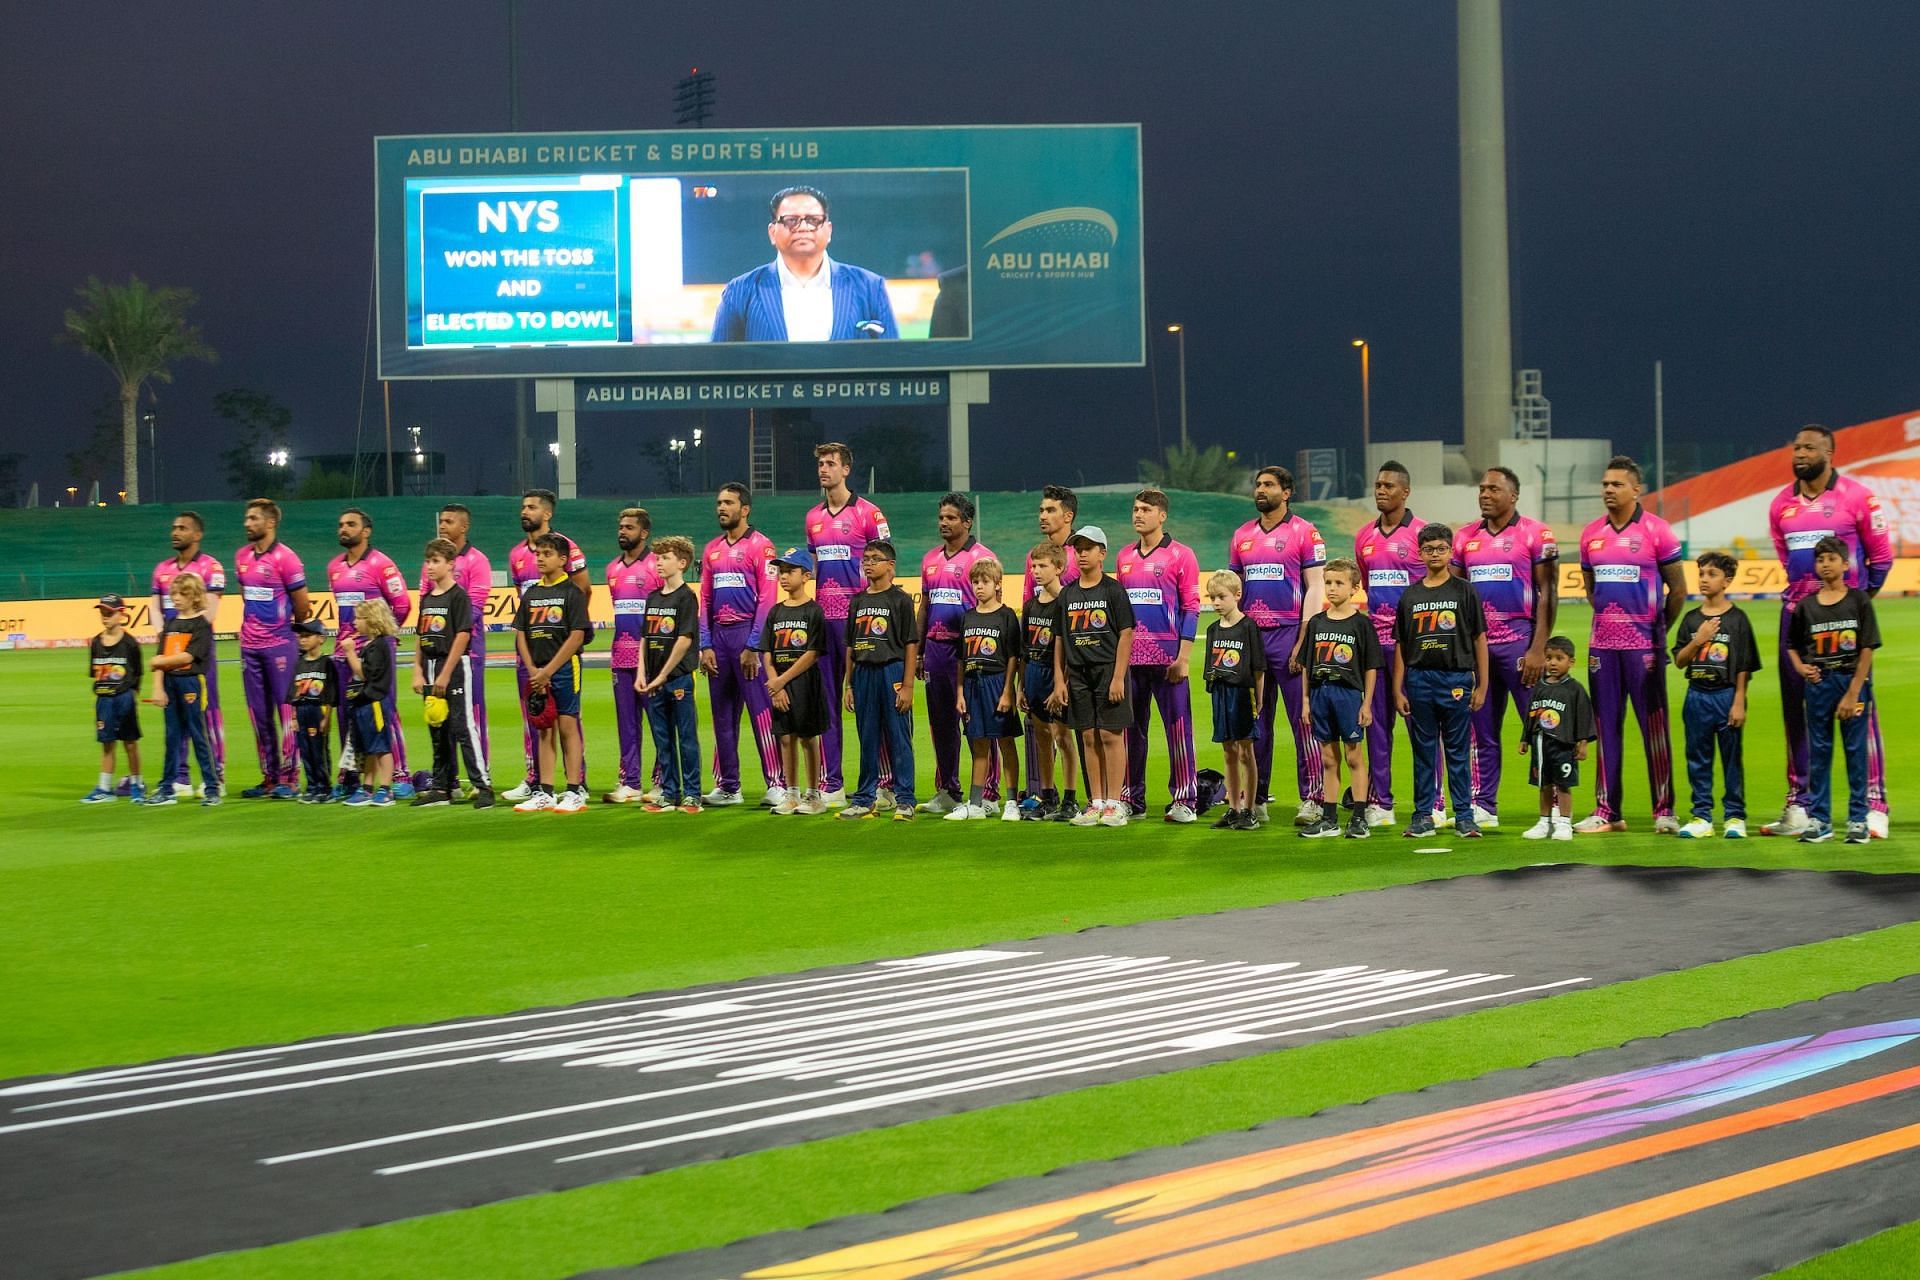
[863, 538, 897, 562]
[772, 546, 816, 573]
[292, 617, 328, 636]
[95, 593, 127, 613]
[1067, 525, 1108, 548]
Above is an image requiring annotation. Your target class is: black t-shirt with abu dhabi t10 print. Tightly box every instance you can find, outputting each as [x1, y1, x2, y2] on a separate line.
[1056, 575, 1136, 670]
[1393, 577, 1486, 671]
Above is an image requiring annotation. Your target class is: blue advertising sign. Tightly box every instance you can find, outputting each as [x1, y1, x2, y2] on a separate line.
[375, 125, 1143, 379]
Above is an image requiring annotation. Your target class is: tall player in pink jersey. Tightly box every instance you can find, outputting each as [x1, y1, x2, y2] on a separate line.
[604, 506, 662, 803]
[918, 492, 997, 812]
[234, 499, 312, 797]
[152, 510, 227, 795]
[806, 442, 892, 804]
[418, 503, 496, 767]
[500, 489, 591, 802]
[1452, 467, 1558, 825]
[701, 483, 787, 806]
[1119, 489, 1201, 821]
[327, 508, 414, 796]
[1227, 466, 1327, 823]
[1574, 458, 1685, 833]
[1353, 461, 1444, 828]
[1766, 424, 1893, 837]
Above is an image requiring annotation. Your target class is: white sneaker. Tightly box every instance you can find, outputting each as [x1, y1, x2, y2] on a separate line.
[704, 787, 744, 807]
[1165, 803, 1197, 825]
[1723, 818, 1748, 839]
[1868, 810, 1890, 840]
[1069, 802, 1104, 827]
[942, 802, 979, 822]
[1470, 805, 1500, 829]
[874, 790, 898, 813]
[1551, 818, 1574, 841]
[757, 787, 786, 808]
[820, 788, 848, 809]
[798, 790, 827, 815]
[1678, 818, 1714, 839]
[1100, 802, 1130, 828]
[513, 790, 554, 813]
[1762, 804, 1811, 837]
[772, 793, 802, 815]
[1520, 817, 1553, 840]
[1254, 801, 1271, 825]
[172, 782, 194, 798]
[602, 784, 646, 804]
[1432, 808, 1449, 827]
[1002, 799, 1022, 822]
[639, 787, 664, 806]
[1364, 805, 1396, 829]
[1653, 815, 1681, 835]
[554, 789, 586, 813]
[1572, 813, 1621, 834]
[501, 781, 534, 803]
[923, 791, 958, 815]
[1294, 801, 1324, 826]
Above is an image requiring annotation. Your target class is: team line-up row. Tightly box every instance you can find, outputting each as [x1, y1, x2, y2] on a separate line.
[82, 429, 1890, 841]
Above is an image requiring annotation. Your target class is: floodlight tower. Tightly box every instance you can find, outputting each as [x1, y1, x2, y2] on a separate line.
[1459, 0, 1513, 475]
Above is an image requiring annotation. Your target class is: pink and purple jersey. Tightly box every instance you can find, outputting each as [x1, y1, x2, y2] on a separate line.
[1453, 515, 1557, 647]
[1768, 473, 1893, 606]
[920, 539, 997, 642]
[326, 548, 412, 657]
[806, 496, 890, 620]
[1116, 536, 1201, 665]
[418, 542, 494, 645]
[234, 541, 307, 650]
[152, 552, 226, 625]
[1354, 512, 1426, 647]
[1579, 507, 1683, 650]
[1227, 513, 1326, 630]
[700, 529, 779, 646]
[507, 532, 587, 595]
[606, 551, 663, 669]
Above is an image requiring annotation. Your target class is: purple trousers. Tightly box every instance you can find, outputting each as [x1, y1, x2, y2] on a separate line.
[708, 622, 784, 795]
[332, 654, 408, 782]
[1253, 623, 1321, 805]
[170, 658, 226, 787]
[1589, 647, 1676, 821]
[1369, 643, 1445, 813]
[1467, 636, 1535, 812]
[611, 668, 645, 789]
[1777, 609, 1887, 814]
[1124, 663, 1198, 808]
[240, 641, 300, 786]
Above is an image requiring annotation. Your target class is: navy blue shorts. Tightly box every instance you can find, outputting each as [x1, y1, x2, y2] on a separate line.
[351, 701, 393, 756]
[1309, 683, 1365, 743]
[1210, 684, 1257, 743]
[1022, 663, 1062, 724]
[545, 657, 583, 719]
[963, 672, 1022, 740]
[94, 691, 140, 744]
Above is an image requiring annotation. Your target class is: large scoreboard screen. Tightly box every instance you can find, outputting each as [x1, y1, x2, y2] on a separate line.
[375, 125, 1142, 379]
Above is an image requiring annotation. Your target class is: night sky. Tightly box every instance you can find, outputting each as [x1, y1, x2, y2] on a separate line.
[5, 1, 1915, 500]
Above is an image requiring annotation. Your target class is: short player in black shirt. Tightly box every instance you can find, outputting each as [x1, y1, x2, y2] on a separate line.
[949, 557, 1022, 821]
[513, 533, 593, 810]
[1391, 524, 1489, 837]
[1670, 551, 1761, 836]
[342, 598, 401, 805]
[412, 537, 491, 807]
[1050, 527, 1136, 826]
[638, 537, 703, 811]
[81, 595, 144, 804]
[150, 571, 222, 804]
[760, 549, 829, 813]
[1519, 636, 1596, 839]
[1290, 559, 1384, 838]
[839, 539, 919, 817]
[1785, 537, 1882, 841]
[289, 618, 337, 800]
[1203, 571, 1269, 829]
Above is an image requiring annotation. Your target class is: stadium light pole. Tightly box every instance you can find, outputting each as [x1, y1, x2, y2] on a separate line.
[1352, 339, 1371, 466]
[1166, 324, 1188, 450]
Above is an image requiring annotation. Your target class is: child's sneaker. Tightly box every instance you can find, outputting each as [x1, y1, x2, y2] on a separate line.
[369, 788, 395, 808]
[891, 804, 916, 822]
[1845, 821, 1870, 845]
[772, 792, 802, 815]
[943, 802, 982, 822]
[1002, 798, 1023, 822]
[1298, 816, 1341, 838]
[513, 790, 556, 813]
[1520, 816, 1553, 840]
[141, 789, 177, 807]
[410, 790, 452, 808]
[558, 788, 589, 813]
[1099, 802, 1129, 828]
[341, 788, 373, 807]
[1068, 802, 1104, 827]
[1403, 815, 1437, 838]
[1551, 817, 1574, 841]
[798, 790, 827, 815]
[642, 798, 678, 814]
[678, 799, 702, 815]
[1454, 818, 1484, 839]
[875, 791, 898, 814]
[80, 786, 117, 804]
[269, 784, 296, 800]
[1210, 807, 1241, 829]
[1797, 822, 1834, 844]
[128, 782, 147, 804]
[1677, 818, 1714, 839]
[1722, 817, 1747, 839]
[837, 803, 875, 820]
[470, 789, 495, 810]
[1344, 809, 1371, 839]
[200, 789, 223, 807]
[1228, 809, 1261, 831]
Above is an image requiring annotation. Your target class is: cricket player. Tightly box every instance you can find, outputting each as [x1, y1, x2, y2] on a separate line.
[604, 506, 660, 804]
[1118, 488, 1201, 822]
[234, 498, 311, 797]
[918, 491, 998, 813]
[701, 483, 787, 807]
[806, 442, 892, 805]
[502, 489, 590, 802]
[327, 507, 413, 796]
[1353, 461, 1441, 828]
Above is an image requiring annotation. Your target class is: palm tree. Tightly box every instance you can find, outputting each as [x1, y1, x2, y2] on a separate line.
[58, 276, 215, 504]
[1138, 442, 1248, 494]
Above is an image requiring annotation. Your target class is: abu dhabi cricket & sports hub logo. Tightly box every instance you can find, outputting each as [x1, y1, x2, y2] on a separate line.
[983, 207, 1116, 280]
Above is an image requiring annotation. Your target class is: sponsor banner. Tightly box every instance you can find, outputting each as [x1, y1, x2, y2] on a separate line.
[576, 376, 950, 410]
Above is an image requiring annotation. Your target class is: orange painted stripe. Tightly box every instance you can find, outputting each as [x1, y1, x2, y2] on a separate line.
[933, 1065, 1920, 1280]
[1369, 1121, 1920, 1280]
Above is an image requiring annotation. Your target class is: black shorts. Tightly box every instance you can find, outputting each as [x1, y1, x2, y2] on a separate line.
[1067, 664, 1131, 732]
[771, 667, 827, 739]
[1023, 663, 1063, 724]
[1529, 737, 1581, 789]
[1210, 684, 1257, 743]
[94, 691, 140, 744]
[963, 672, 1022, 740]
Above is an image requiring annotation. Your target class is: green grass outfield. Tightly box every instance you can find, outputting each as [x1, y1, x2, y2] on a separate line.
[4, 600, 1916, 1279]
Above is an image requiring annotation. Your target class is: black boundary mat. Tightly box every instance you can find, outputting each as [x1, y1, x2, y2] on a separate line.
[598, 978, 1920, 1280]
[4, 866, 1919, 1278]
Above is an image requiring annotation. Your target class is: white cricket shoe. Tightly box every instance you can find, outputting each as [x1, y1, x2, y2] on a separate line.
[820, 788, 848, 808]
[1100, 802, 1130, 828]
[757, 787, 786, 808]
[1761, 804, 1811, 837]
[1520, 817, 1553, 840]
[1364, 805, 1396, 829]
[1470, 805, 1500, 829]
[1069, 802, 1104, 827]
[554, 789, 586, 814]
[922, 791, 957, 815]
[1868, 810, 1890, 840]
[501, 781, 535, 803]
[1294, 801, 1324, 826]
[797, 790, 828, 815]
[602, 784, 646, 804]
[1572, 813, 1624, 834]
[704, 787, 744, 807]
[512, 790, 554, 813]
[1723, 818, 1748, 839]
[1677, 818, 1714, 839]
[1653, 815, 1681, 835]
[1165, 803, 1197, 825]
